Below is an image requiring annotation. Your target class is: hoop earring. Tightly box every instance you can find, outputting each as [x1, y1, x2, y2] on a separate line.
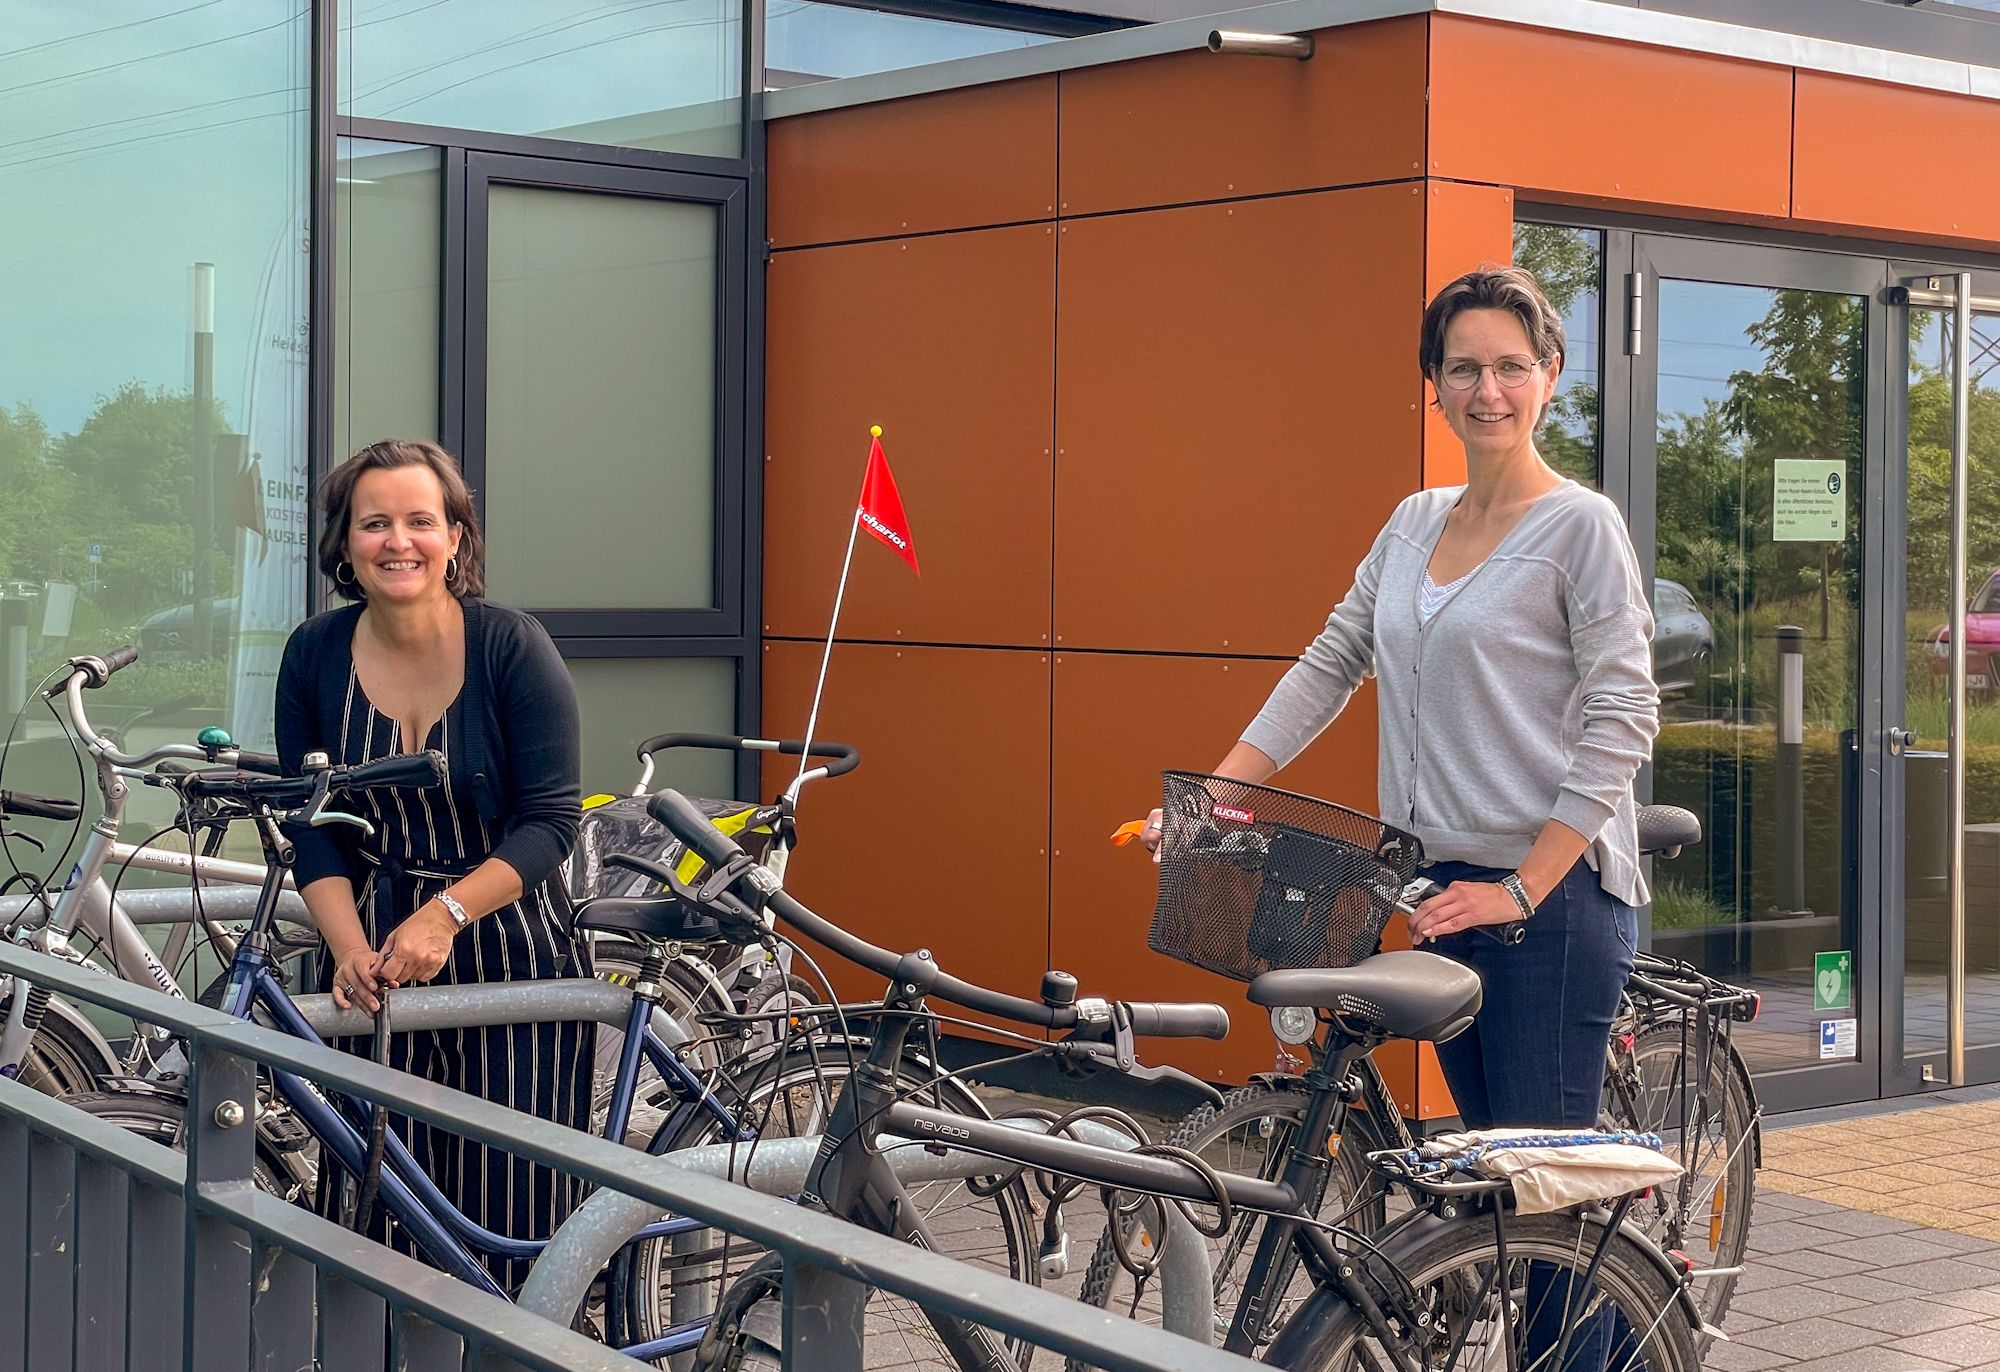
[335, 561, 357, 587]
[446, 556, 460, 587]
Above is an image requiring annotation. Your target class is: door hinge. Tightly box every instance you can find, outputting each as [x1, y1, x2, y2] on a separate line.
[1625, 270, 1644, 357]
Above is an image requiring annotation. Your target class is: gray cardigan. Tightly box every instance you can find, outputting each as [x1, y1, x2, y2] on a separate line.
[1241, 481, 1661, 906]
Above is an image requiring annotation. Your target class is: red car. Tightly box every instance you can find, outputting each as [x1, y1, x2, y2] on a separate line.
[1927, 572, 2000, 691]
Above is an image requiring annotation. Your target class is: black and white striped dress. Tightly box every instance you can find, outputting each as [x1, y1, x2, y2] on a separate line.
[313, 664, 595, 1293]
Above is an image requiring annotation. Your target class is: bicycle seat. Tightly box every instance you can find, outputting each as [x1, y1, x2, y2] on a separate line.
[571, 893, 721, 942]
[1246, 951, 1482, 1042]
[1636, 804, 1701, 857]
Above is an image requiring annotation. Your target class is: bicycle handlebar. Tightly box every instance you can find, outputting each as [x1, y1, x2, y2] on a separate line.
[632, 732, 860, 797]
[0, 789, 82, 822]
[644, 787, 1228, 1039]
[176, 749, 447, 806]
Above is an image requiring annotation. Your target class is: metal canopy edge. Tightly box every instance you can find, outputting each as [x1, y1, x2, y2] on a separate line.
[765, 0, 2000, 120]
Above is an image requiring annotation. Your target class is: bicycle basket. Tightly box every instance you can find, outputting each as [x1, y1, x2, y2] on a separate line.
[573, 794, 777, 900]
[1147, 771, 1424, 982]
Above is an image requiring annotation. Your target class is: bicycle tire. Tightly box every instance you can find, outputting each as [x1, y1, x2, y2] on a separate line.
[63, 1089, 302, 1200]
[1274, 1209, 1701, 1372]
[1070, 1080, 1336, 1361]
[1603, 1019, 1756, 1336]
[622, 1034, 1039, 1370]
[2, 997, 108, 1098]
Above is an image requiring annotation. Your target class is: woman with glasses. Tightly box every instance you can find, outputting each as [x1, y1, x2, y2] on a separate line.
[1148, 266, 1659, 1364]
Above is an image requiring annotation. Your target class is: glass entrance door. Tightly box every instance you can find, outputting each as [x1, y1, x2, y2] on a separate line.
[1628, 237, 1885, 1112]
[1889, 270, 2000, 1094]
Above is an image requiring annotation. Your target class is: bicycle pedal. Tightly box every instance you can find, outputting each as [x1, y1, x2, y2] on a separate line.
[1038, 1229, 1070, 1281]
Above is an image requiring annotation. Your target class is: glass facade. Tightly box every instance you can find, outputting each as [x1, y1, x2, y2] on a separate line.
[1513, 223, 1603, 486]
[765, 2, 1060, 86]
[569, 656, 738, 799]
[481, 185, 720, 612]
[0, 2, 310, 807]
[339, 0, 742, 159]
[333, 139, 442, 464]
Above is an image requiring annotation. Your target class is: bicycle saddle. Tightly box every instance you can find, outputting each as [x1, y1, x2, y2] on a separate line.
[571, 893, 721, 942]
[1247, 951, 1483, 1042]
[1636, 804, 1701, 857]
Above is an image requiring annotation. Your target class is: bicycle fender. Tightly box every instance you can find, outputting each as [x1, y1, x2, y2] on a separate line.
[18, 991, 121, 1081]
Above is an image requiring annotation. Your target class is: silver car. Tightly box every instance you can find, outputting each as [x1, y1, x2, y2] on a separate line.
[1651, 578, 1715, 696]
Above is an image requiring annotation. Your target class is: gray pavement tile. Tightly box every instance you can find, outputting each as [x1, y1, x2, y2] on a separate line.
[1889, 1322, 2000, 1366]
[1749, 1218, 1873, 1255]
[1735, 1262, 1812, 1294]
[1931, 1291, 2000, 1318]
[1815, 1273, 1937, 1303]
[1799, 1210, 1927, 1238]
[1700, 1339, 1801, 1372]
[1793, 1349, 1972, 1372]
[1919, 1231, 2000, 1254]
[1829, 1296, 1991, 1337]
[1948, 1248, 2000, 1271]
[1733, 1315, 1892, 1359]
[1757, 1247, 1880, 1278]
[1730, 1285, 1874, 1321]
[1825, 1234, 1986, 1266]
[1721, 1312, 1775, 1334]
[1877, 1258, 2000, 1291]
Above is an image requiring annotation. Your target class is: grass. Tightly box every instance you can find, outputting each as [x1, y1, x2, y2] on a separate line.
[1650, 876, 1734, 930]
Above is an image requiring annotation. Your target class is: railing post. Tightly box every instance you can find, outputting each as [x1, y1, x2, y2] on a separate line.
[783, 1258, 867, 1372]
[183, 1039, 257, 1371]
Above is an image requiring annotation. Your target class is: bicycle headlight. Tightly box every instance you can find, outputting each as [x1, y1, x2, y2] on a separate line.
[1270, 1004, 1316, 1045]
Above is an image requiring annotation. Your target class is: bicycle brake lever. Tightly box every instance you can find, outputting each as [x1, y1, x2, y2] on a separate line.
[0, 826, 45, 853]
[1123, 1060, 1225, 1107]
[300, 771, 376, 837]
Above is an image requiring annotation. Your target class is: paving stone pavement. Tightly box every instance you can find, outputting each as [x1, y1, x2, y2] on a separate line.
[1714, 1097, 2000, 1370]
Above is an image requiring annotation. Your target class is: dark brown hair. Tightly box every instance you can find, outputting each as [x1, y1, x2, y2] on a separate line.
[317, 440, 486, 601]
[1418, 265, 1567, 426]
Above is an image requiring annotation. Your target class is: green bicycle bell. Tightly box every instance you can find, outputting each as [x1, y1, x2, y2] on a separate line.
[197, 726, 235, 750]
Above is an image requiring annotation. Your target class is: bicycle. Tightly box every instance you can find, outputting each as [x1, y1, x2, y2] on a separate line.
[637, 777, 1705, 1372]
[43, 660, 1032, 1362]
[1078, 796, 1759, 1356]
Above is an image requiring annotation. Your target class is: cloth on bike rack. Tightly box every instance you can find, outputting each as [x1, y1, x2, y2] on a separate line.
[1404, 1128, 1683, 1214]
[572, 793, 775, 900]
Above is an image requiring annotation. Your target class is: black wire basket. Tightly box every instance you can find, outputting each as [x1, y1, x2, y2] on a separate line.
[1147, 771, 1425, 982]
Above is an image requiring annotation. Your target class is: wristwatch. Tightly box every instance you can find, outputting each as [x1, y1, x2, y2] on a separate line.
[1498, 872, 1537, 921]
[436, 890, 471, 932]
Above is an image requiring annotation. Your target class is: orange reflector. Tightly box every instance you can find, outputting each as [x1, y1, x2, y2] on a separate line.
[1708, 1177, 1725, 1250]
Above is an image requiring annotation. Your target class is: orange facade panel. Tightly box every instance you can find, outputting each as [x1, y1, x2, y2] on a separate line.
[1421, 181, 1518, 491]
[1056, 16, 1427, 217]
[1049, 651, 1379, 1082]
[1795, 72, 2000, 243]
[760, 642, 1053, 1019]
[767, 77, 1056, 247]
[1428, 16, 1792, 221]
[1054, 183, 1424, 657]
[764, 226, 1055, 647]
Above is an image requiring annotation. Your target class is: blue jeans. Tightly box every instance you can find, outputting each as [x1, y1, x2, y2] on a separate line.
[1425, 857, 1640, 1372]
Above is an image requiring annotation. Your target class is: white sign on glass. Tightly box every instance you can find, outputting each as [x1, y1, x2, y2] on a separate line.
[1773, 459, 1846, 542]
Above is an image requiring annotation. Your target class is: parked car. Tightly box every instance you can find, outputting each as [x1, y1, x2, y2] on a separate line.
[137, 596, 239, 664]
[1651, 578, 1716, 696]
[1927, 570, 2000, 692]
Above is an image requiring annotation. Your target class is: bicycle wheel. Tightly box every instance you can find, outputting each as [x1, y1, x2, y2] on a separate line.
[1, 996, 109, 1097]
[63, 1088, 305, 1200]
[1276, 1210, 1701, 1372]
[622, 1033, 1039, 1370]
[1602, 1020, 1755, 1334]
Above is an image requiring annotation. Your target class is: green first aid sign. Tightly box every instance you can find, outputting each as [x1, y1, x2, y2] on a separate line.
[1814, 950, 1853, 1013]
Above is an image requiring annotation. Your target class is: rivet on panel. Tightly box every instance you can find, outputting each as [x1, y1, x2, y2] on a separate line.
[896, 651, 903, 658]
[1613, 183, 1621, 191]
[1411, 187, 1420, 196]
[1056, 636, 1064, 643]
[901, 244, 908, 251]
[896, 629, 903, 636]
[1039, 848, 1047, 855]
[901, 221, 908, 228]
[1222, 665, 1230, 673]
[1222, 640, 1229, 647]
[1227, 183, 1234, 191]
[1054, 850, 1062, 857]
[1061, 202, 1069, 209]
[1227, 208, 1233, 216]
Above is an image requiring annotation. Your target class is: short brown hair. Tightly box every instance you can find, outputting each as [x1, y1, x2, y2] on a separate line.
[317, 440, 486, 601]
[1418, 265, 1567, 425]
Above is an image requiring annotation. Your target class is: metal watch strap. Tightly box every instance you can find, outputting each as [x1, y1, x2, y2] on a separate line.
[1499, 873, 1536, 921]
[436, 891, 471, 931]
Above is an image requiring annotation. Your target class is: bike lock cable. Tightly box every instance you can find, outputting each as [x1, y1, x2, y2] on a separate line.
[352, 991, 392, 1236]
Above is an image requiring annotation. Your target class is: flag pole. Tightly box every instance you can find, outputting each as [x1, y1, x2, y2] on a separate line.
[797, 426, 875, 787]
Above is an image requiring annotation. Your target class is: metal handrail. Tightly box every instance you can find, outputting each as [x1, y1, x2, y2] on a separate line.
[0, 941, 1260, 1372]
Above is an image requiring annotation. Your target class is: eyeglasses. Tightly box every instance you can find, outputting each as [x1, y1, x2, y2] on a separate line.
[1436, 355, 1550, 391]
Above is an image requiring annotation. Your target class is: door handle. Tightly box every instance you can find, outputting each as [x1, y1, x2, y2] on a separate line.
[1888, 728, 1918, 755]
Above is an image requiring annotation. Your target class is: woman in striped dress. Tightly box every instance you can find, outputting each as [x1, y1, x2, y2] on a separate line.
[276, 438, 593, 1292]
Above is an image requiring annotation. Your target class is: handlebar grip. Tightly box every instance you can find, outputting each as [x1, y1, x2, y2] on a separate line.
[1122, 1001, 1231, 1040]
[779, 739, 860, 777]
[635, 732, 861, 779]
[101, 644, 139, 678]
[233, 749, 283, 776]
[647, 788, 747, 868]
[340, 749, 447, 793]
[0, 789, 82, 821]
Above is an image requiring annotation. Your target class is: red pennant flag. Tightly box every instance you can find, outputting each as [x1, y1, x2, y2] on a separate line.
[856, 429, 920, 577]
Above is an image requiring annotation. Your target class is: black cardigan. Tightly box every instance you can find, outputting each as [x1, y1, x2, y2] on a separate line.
[274, 597, 581, 892]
